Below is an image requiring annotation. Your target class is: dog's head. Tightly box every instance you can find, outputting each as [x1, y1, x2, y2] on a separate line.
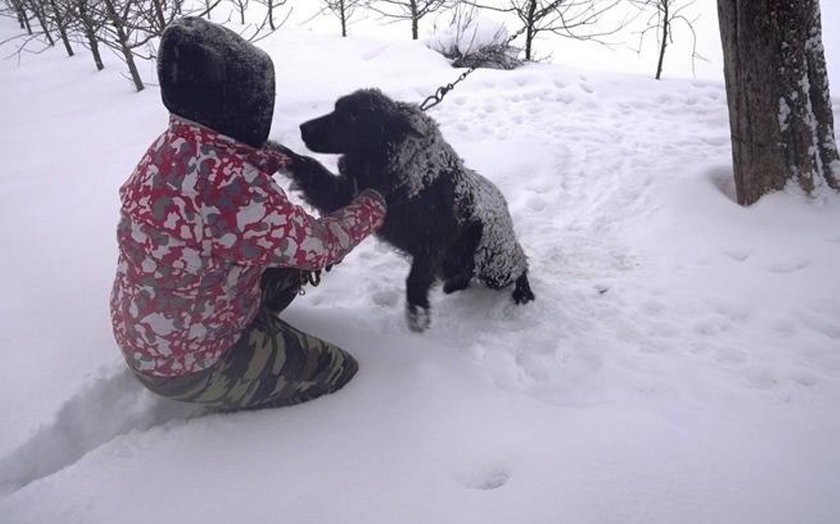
[300, 89, 418, 156]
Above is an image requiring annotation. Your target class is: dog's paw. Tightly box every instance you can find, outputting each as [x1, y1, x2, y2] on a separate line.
[406, 304, 431, 332]
[513, 288, 535, 305]
[443, 276, 471, 295]
[512, 273, 535, 305]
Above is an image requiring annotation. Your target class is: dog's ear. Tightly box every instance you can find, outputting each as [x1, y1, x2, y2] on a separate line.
[386, 111, 421, 142]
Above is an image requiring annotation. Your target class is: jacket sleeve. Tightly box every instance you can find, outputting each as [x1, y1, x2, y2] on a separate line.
[203, 168, 386, 271]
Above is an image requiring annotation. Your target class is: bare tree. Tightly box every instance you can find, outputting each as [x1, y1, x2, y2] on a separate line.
[67, 0, 108, 69]
[230, 0, 249, 24]
[100, 0, 145, 90]
[318, 0, 365, 37]
[2, 0, 242, 87]
[257, 0, 290, 31]
[468, 0, 621, 61]
[94, 0, 180, 90]
[92, 0, 227, 91]
[631, 0, 698, 80]
[0, 0, 57, 61]
[24, 0, 55, 45]
[718, 0, 839, 205]
[202, 0, 215, 19]
[6, 0, 32, 31]
[369, 0, 452, 40]
[45, 0, 75, 56]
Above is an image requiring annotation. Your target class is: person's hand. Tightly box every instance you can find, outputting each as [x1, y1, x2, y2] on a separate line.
[265, 140, 326, 178]
[260, 140, 298, 173]
[264, 140, 299, 160]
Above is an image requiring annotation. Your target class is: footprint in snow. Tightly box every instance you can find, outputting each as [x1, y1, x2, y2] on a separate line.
[745, 367, 781, 390]
[715, 347, 748, 365]
[455, 464, 512, 491]
[762, 259, 811, 274]
[526, 195, 548, 212]
[556, 93, 575, 105]
[371, 288, 401, 307]
[799, 310, 840, 340]
[723, 248, 752, 262]
[789, 371, 819, 388]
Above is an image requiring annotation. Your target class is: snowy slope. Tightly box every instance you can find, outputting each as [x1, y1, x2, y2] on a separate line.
[2, 8, 840, 524]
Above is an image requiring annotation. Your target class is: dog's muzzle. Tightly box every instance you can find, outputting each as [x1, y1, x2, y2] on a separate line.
[300, 116, 340, 154]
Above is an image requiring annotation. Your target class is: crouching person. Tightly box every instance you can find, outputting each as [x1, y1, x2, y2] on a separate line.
[109, 17, 386, 411]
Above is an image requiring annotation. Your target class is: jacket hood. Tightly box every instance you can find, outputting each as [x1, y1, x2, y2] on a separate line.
[158, 17, 275, 148]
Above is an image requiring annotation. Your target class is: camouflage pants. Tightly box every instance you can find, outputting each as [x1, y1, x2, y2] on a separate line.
[133, 268, 358, 411]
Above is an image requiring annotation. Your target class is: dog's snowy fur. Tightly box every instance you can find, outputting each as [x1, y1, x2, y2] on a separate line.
[288, 89, 534, 331]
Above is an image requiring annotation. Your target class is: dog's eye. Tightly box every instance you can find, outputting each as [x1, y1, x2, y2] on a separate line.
[337, 112, 358, 124]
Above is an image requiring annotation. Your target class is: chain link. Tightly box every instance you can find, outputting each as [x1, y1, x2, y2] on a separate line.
[418, 1, 564, 112]
[419, 66, 479, 111]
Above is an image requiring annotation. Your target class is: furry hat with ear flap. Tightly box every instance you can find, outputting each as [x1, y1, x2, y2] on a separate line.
[157, 17, 275, 147]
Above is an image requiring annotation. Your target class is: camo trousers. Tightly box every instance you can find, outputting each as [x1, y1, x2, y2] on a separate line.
[133, 268, 358, 411]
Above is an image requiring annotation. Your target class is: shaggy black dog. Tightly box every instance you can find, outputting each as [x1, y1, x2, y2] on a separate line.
[282, 89, 534, 331]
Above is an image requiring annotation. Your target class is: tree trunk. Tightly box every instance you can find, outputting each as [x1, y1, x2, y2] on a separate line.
[23, 8, 33, 34]
[340, 0, 347, 37]
[104, 0, 144, 91]
[76, 0, 105, 71]
[11, 0, 33, 34]
[655, 1, 668, 80]
[151, 0, 167, 32]
[524, 0, 537, 61]
[718, 0, 839, 205]
[48, 0, 74, 56]
[11, 0, 27, 29]
[29, 1, 55, 46]
[85, 27, 105, 70]
[410, 0, 418, 40]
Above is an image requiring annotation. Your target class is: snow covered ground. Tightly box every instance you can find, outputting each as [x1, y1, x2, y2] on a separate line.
[2, 4, 840, 523]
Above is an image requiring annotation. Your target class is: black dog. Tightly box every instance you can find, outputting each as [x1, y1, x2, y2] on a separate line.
[283, 89, 534, 331]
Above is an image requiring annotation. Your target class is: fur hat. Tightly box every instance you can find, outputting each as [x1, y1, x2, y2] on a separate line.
[158, 17, 275, 147]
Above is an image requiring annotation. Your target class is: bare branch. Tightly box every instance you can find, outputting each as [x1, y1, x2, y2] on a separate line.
[369, 0, 454, 40]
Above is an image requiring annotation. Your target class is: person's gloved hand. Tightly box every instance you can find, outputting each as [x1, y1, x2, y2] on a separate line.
[265, 141, 386, 207]
[264, 140, 294, 156]
[265, 140, 330, 179]
[265, 140, 303, 169]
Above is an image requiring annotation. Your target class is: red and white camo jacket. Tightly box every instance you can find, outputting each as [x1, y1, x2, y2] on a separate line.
[111, 115, 386, 377]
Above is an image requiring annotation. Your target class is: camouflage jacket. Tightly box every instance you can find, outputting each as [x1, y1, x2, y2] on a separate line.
[111, 115, 386, 377]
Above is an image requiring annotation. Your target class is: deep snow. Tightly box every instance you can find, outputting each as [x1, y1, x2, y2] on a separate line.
[1, 4, 840, 523]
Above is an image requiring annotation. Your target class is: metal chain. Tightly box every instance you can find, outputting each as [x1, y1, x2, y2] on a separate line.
[418, 1, 564, 112]
[297, 270, 322, 295]
[419, 66, 479, 111]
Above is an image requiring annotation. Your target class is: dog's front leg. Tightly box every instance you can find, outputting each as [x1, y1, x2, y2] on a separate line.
[288, 156, 354, 214]
[405, 254, 441, 332]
